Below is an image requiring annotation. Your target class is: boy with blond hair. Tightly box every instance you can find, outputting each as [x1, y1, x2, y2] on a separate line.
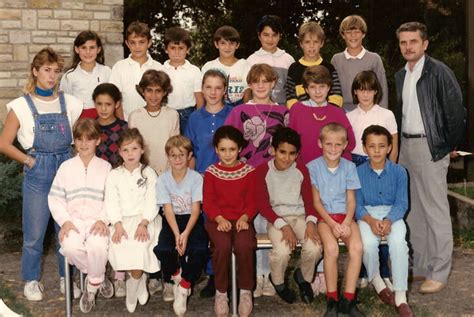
[109, 21, 162, 121]
[285, 21, 342, 108]
[331, 15, 388, 112]
[307, 122, 364, 316]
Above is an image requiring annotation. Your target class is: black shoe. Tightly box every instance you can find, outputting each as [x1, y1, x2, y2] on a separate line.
[293, 268, 314, 304]
[339, 297, 365, 317]
[268, 274, 296, 304]
[199, 275, 216, 298]
[324, 298, 339, 317]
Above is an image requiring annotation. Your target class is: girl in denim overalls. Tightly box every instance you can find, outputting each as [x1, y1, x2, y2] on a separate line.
[0, 48, 83, 301]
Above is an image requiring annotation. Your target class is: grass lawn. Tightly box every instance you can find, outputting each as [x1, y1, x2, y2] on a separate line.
[0, 280, 32, 317]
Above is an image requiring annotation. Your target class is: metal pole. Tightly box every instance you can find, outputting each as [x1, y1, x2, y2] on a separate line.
[64, 257, 72, 317]
[231, 251, 238, 317]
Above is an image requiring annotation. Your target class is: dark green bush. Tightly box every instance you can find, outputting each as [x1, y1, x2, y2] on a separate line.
[0, 154, 23, 220]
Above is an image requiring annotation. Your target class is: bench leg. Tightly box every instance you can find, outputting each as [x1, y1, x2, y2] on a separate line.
[231, 252, 238, 317]
[64, 257, 72, 317]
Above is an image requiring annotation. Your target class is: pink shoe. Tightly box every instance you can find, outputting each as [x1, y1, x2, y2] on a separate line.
[311, 275, 321, 295]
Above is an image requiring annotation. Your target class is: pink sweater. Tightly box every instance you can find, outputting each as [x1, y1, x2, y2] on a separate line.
[48, 155, 111, 226]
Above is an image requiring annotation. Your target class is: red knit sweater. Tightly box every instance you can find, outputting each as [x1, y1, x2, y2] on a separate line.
[203, 162, 257, 221]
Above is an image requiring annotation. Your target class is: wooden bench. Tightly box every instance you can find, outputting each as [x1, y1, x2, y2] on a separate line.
[229, 233, 387, 316]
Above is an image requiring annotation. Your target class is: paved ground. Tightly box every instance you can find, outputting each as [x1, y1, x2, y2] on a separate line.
[1, 245, 474, 316]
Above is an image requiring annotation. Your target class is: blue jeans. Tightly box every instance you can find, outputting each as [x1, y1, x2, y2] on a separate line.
[358, 206, 409, 291]
[177, 106, 195, 135]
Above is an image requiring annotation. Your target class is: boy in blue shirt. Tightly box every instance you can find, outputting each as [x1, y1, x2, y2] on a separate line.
[307, 122, 363, 316]
[155, 135, 208, 316]
[355, 125, 412, 317]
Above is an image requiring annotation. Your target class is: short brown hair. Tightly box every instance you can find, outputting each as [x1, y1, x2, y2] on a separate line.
[351, 71, 382, 105]
[396, 21, 428, 41]
[298, 21, 325, 42]
[126, 21, 151, 41]
[24, 47, 64, 94]
[246, 63, 277, 84]
[73, 118, 101, 140]
[319, 122, 347, 142]
[164, 26, 192, 49]
[302, 65, 332, 89]
[137, 70, 173, 104]
[165, 135, 192, 155]
[214, 25, 240, 43]
[339, 15, 367, 36]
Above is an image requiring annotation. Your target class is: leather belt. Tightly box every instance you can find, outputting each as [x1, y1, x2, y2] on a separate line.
[402, 132, 426, 138]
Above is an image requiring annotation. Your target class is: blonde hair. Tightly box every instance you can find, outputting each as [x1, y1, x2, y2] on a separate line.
[24, 47, 64, 94]
[165, 135, 192, 155]
[339, 15, 368, 36]
[298, 21, 325, 42]
[73, 118, 101, 140]
[319, 122, 347, 142]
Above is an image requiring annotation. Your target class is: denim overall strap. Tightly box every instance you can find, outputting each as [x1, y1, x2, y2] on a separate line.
[21, 92, 73, 281]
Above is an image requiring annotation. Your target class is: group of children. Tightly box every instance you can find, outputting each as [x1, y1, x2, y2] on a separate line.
[0, 11, 415, 317]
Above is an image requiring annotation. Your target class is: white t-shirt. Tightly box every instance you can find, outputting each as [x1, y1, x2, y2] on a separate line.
[201, 58, 250, 104]
[109, 54, 162, 120]
[163, 60, 202, 110]
[6, 94, 83, 149]
[346, 104, 398, 156]
[60, 62, 111, 110]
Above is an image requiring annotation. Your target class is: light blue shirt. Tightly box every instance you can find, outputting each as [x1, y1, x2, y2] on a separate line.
[307, 157, 360, 214]
[156, 168, 203, 215]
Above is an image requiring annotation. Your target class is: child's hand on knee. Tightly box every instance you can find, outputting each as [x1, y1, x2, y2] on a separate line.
[281, 225, 297, 250]
[331, 222, 343, 239]
[134, 220, 150, 242]
[340, 222, 352, 239]
[59, 221, 79, 242]
[304, 222, 321, 245]
[215, 216, 232, 232]
[89, 220, 109, 237]
[236, 214, 249, 232]
[112, 222, 128, 243]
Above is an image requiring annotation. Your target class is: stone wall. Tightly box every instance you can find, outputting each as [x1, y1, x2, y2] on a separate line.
[0, 0, 124, 125]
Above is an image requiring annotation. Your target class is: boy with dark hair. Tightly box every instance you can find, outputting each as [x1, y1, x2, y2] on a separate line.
[109, 21, 162, 121]
[331, 15, 388, 112]
[163, 26, 204, 133]
[256, 127, 321, 304]
[247, 15, 295, 105]
[356, 125, 412, 317]
[201, 26, 250, 108]
[285, 21, 342, 108]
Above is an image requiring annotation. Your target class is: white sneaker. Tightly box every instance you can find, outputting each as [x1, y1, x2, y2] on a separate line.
[114, 279, 126, 297]
[383, 278, 394, 292]
[173, 285, 190, 316]
[137, 274, 149, 305]
[60, 277, 81, 299]
[163, 282, 175, 302]
[79, 291, 96, 313]
[99, 278, 114, 298]
[125, 277, 140, 313]
[262, 275, 276, 296]
[253, 276, 264, 298]
[24, 280, 44, 301]
[358, 277, 369, 289]
[148, 278, 163, 295]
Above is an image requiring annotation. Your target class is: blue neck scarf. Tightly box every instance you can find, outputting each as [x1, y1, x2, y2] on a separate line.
[35, 86, 54, 97]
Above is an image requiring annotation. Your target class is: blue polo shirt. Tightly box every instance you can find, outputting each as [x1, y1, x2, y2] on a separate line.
[307, 156, 360, 214]
[355, 160, 408, 223]
[185, 105, 232, 174]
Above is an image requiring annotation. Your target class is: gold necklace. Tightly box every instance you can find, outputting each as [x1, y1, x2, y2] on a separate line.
[145, 107, 161, 118]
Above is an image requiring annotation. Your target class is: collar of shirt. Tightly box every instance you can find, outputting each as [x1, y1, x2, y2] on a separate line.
[365, 159, 393, 176]
[200, 105, 230, 118]
[343, 47, 366, 60]
[254, 47, 286, 57]
[268, 158, 296, 174]
[77, 62, 99, 76]
[355, 104, 381, 114]
[299, 56, 323, 67]
[404, 54, 425, 74]
[163, 59, 191, 70]
[303, 99, 328, 107]
[126, 53, 154, 66]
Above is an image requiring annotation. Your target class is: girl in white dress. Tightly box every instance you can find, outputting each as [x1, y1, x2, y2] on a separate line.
[105, 128, 161, 313]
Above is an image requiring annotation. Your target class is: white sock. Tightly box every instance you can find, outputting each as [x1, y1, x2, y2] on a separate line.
[371, 275, 386, 293]
[87, 282, 99, 294]
[395, 291, 407, 306]
[216, 290, 227, 296]
[240, 289, 251, 296]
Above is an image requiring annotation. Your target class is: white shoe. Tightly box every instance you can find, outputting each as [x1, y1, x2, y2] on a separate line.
[383, 278, 394, 292]
[114, 279, 126, 297]
[163, 282, 175, 302]
[253, 276, 264, 298]
[79, 291, 96, 313]
[137, 274, 149, 305]
[60, 277, 81, 299]
[24, 280, 44, 301]
[173, 285, 190, 316]
[262, 275, 276, 296]
[125, 277, 140, 313]
[358, 277, 369, 289]
[99, 278, 114, 299]
[148, 278, 163, 295]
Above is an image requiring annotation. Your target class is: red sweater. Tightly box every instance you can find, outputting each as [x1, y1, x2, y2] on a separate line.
[255, 161, 318, 224]
[203, 162, 257, 221]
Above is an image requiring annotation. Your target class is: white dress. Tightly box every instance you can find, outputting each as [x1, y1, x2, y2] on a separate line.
[105, 164, 161, 272]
